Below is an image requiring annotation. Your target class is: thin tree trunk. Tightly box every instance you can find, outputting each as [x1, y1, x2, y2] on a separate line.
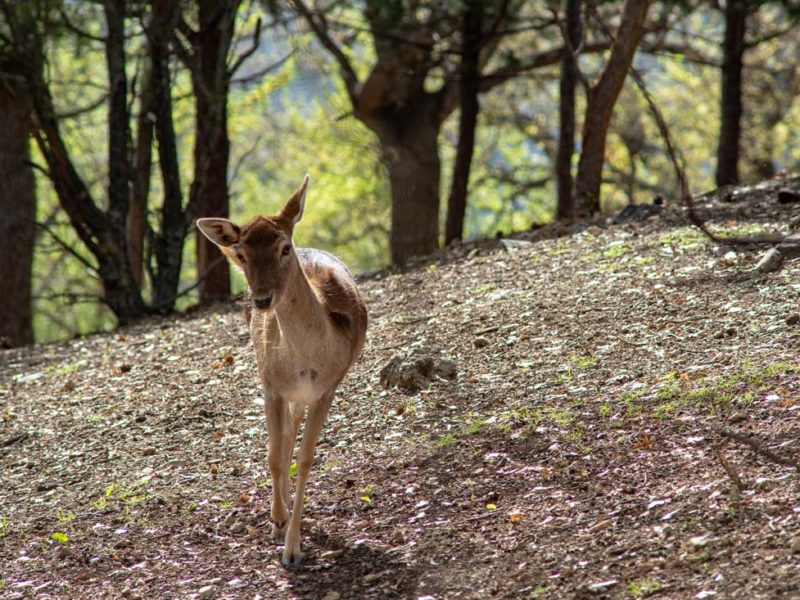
[149, 0, 187, 311]
[98, 0, 148, 321]
[555, 0, 582, 220]
[129, 56, 154, 289]
[716, 0, 747, 187]
[574, 0, 651, 216]
[445, 3, 483, 246]
[0, 68, 36, 347]
[192, 0, 237, 305]
[103, 0, 132, 258]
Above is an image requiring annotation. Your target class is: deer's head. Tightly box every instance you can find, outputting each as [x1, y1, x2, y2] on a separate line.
[197, 175, 308, 311]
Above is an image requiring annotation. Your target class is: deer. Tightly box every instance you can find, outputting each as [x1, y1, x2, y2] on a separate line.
[196, 175, 367, 566]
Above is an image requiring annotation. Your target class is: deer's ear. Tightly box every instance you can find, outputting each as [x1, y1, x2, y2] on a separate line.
[196, 218, 241, 247]
[278, 174, 309, 230]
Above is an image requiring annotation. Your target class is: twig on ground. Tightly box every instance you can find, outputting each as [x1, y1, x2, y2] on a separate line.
[1, 432, 29, 448]
[715, 427, 800, 472]
[475, 325, 500, 335]
[712, 440, 745, 491]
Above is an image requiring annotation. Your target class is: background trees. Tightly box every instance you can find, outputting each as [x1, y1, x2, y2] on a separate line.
[1, 0, 799, 345]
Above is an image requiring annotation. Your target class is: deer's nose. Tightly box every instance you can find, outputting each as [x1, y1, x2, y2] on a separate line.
[253, 295, 274, 310]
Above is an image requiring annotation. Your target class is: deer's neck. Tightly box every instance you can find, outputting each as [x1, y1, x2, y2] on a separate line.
[271, 263, 328, 344]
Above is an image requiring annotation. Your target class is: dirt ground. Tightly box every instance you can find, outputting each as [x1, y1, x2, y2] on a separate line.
[3, 176, 800, 600]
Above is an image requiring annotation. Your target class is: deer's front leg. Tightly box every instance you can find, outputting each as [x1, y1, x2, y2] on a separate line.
[282, 392, 333, 567]
[265, 394, 291, 543]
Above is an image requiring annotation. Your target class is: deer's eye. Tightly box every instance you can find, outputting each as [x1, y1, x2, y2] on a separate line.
[281, 245, 291, 256]
[236, 253, 246, 264]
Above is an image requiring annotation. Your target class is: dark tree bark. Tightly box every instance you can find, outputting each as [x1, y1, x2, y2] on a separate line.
[98, 0, 147, 320]
[129, 57, 154, 289]
[0, 64, 36, 347]
[574, 0, 651, 216]
[373, 106, 443, 261]
[189, 0, 239, 305]
[716, 0, 747, 187]
[148, 0, 187, 311]
[445, 2, 483, 246]
[555, 0, 582, 220]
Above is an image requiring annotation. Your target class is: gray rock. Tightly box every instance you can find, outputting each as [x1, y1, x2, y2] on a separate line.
[197, 585, 214, 600]
[500, 238, 533, 251]
[755, 247, 783, 273]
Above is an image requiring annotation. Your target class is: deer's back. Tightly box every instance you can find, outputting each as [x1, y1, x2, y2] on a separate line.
[297, 248, 367, 360]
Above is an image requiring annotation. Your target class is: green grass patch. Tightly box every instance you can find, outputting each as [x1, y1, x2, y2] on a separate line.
[603, 242, 630, 259]
[570, 354, 598, 369]
[640, 361, 798, 419]
[627, 578, 662, 598]
[435, 433, 458, 448]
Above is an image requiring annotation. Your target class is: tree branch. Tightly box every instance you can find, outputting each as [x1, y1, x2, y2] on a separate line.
[228, 16, 263, 77]
[478, 42, 611, 94]
[54, 93, 108, 119]
[36, 221, 100, 274]
[58, 7, 106, 43]
[292, 0, 359, 98]
[230, 47, 294, 87]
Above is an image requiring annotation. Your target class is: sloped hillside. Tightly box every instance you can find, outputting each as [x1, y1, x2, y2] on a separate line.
[2, 177, 800, 599]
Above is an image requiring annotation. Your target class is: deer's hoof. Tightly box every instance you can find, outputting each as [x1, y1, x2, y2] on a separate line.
[281, 546, 304, 568]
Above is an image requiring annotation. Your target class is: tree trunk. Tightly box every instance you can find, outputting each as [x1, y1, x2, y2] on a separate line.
[103, 0, 132, 260]
[191, 0, 238, 305]
[555, 0, 582, 220]
[149, 0, 187, 311]
[0, 69, 36, 347]
[445, 2, 483, 246]
[716, 0, 747, 187]
[129, 56, 154, 289]
[574, 0, 651, 216]
[373, 113, 442, 265]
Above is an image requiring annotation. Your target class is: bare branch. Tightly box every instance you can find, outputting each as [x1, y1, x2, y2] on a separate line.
[35, 221, 100, 274]
[712, 441, 746, 491]
[292, 0, 359, 98]
[478, 42, 611, 93]
[149, 255, 227, 311]
[745, 17, 800, 49]
[228, 16, 263, 77]
[230, 48, 294, 88]
[54, 93, 108, 119]
[58, 7, 106, 43]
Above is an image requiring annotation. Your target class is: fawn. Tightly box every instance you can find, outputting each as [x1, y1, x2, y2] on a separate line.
[197, 175, 367, 566]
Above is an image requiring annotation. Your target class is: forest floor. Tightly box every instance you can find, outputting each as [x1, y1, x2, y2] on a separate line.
[3, 176, 800, 600]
